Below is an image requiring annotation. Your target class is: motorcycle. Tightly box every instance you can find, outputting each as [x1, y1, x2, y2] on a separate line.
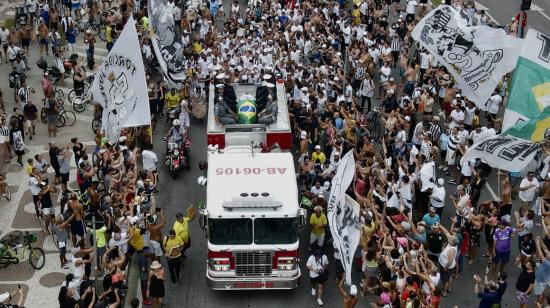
[167, 106, 180, 124]
[164, 137, 191, 179]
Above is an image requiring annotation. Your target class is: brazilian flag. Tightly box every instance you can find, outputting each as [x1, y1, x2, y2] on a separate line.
[237, 99, 257, 124]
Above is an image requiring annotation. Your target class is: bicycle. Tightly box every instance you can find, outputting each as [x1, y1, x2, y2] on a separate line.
[58, 109, 76, 127]
[67, 81, 90, 104]
[0, 173, 11, 201]
[0, 232, 46, 270]
[72, 87, 92, 113]
[92, 110, 102, 132]
[365, 107, 382, 142]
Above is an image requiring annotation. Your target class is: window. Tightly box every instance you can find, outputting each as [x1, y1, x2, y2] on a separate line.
[254, 218, 298, 245]
[208, 218, 252, 245]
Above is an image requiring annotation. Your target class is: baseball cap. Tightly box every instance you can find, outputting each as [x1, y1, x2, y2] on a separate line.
[315, 145, 321, 150]
[350, 285, 358, 296]
[437, 178, 444, 185]
[300, 131, 307, 139]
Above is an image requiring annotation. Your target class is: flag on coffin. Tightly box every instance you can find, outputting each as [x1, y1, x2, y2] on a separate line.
[503, 29, 550, 132]
[412, 5, 522, 109]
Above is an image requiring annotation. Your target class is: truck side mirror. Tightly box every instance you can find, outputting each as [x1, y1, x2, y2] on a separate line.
[199, 209, 208, 231]
[298, 209, 307, 231]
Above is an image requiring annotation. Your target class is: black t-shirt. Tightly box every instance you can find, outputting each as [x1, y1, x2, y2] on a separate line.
[40, 190, 53, 209]
[60, 297, 77, 308]
[427, 233, 444, 254]
[521, 239, 536, 256]
[23, 104, 38, 121]
[515, 270, 535, 293]
[73, 143, 84, 162]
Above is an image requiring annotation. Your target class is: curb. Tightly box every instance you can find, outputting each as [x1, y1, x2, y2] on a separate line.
[123, 256, 141, 307]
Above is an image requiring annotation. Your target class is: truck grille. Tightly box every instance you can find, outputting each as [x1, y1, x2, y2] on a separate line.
[234, 251, 273, 276]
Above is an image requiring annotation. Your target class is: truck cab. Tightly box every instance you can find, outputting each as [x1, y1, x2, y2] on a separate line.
[199, 146, 306, 290]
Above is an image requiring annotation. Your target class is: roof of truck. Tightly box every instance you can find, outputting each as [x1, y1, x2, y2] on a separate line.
[206, 149, 298, 218]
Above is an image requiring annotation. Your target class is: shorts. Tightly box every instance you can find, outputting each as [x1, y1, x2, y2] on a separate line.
[71, 220, 86, 237]
[535, 281, 547, 296]
[310, 232, 325, 247]
[21, 38, 30, 47]
[72, 3, 81, 10]
[47, 114, 57, 125]
[493, 251, 510, 264]
[59, 245, 66, 256]
[310, 274, 327, 285]
[14, 149, 24, 156]
[439, 265, 454, 283]
[42, 207, 53, 215]
[516, 290, 529, 304]
[150, 240, 163, 257]
[60, 172, 69, 184]
[39, 39, 48, 46]
[446, 150, 456, 165]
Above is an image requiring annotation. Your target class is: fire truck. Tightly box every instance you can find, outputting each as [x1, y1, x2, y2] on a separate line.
[199, 81, 305, 290]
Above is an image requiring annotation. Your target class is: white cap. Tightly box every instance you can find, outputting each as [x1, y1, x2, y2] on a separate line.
[315, 145, 321, 150]
[437, 178, 445, 185]
[119, 136, 127, 142]
[387, 88, 395, 94]
[350, 285, 358, 296]
[404, 116, 411, 122]
[266, 83, 275, 88]
[300, 131, 307, 139]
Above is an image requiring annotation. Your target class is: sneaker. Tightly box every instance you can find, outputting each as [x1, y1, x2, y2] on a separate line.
[311, 288, 316, 296]
[438, 165, 444, 170]
[448, 180, 457, 184]
[317, 298, 323, 306]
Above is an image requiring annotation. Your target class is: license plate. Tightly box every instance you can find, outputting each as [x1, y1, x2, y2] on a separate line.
[232, 281, 275, 289]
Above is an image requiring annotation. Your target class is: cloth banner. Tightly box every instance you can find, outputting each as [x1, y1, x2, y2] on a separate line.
[327, 151, 361, 285]
[148, 0, 187, 84]
[412, 5, 522, 108]
[91, 16, 151, 142]
[461, 132, 546, 173]
[503, 29, 550, 132]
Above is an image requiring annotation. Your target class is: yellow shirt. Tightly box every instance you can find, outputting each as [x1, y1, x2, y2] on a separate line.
[193, 42, 203, 54]
[311, 151, 326, 165]
[106, 25, 113, 43]
[25, 165, 33, 175]
[165, 92, 181, 109]
[163, 236, 184, 258]
[310, 213, 327, 236]
[128, 226, 144, 251]
[174, 218, 191, 243]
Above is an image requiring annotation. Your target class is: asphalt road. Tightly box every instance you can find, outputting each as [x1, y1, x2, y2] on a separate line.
[476, 0, 550, 34]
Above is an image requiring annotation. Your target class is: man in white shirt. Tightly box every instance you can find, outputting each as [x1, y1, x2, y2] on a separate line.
[486, 92, 502, 120]
[431, 178, 446, 218]
[306, 249, 329, 306]
[518, 171, 539, 214]
[141, 147, 158, 172]
[469, 125, 486, 144]
[406, 0, 418, 21]
[449, 104, 464, 129]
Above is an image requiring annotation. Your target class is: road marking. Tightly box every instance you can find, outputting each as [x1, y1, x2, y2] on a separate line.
[485, 182, 499, 201]
[474, 1, 500, 25]
[531, 3, 550, 22]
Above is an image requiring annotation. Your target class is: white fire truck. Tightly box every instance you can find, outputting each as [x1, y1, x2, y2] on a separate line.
[199, 82, 305, 290]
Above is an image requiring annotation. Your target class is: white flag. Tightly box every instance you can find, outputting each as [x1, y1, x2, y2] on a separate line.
[91, 16, 151, 142]
[327, 151, 361, 285]
[412, 5, 522, 108]
[148, 0, 187, 84]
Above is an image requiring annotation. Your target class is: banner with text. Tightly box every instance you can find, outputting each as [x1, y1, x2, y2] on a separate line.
[327, 151, 361, 286]
[91, 17, 151, 142]
[148, 0, 187, 84]
[503, 29, 550, 132]
[412, 5, 522, 108]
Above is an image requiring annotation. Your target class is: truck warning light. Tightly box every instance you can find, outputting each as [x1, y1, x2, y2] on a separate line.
[215, 167, 287, 175]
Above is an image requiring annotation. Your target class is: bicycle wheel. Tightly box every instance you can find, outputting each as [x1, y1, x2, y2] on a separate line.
[67, 89, 76, 102]
[62, 110, 76, 126]
[40, 108, 46, 124]
[92, 118, 101, 132]
[55, 88, 64, 102]
[29, 247, 45, 269]
[72, 96, 87, 113]
[56, 114, 66, 128]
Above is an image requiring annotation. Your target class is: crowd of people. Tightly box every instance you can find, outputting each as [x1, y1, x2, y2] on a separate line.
[0, 0, 548, 307]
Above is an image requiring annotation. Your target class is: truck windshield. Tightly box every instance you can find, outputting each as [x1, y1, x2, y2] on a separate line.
[254, 218, 298, 245]
[208, 218, 252, 245]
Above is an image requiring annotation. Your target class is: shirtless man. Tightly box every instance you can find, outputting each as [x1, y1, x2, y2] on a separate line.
[298, 130, 309, 162]
[69, 193, 86, 247]
[403, 62, 416, 96]
[298, 155, 315, 186]
[498, 171, 513, 223]
[147, 197, 166, 261]
[338, 277, 358, 308]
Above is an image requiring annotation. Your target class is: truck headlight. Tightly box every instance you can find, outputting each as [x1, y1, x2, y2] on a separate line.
[277, 257, 297, 271]
[209, 258, 230, 271]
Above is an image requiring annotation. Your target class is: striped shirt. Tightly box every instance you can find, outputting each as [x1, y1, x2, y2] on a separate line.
[447, 134, 460, 152]
[0, 125, 8, 137]
[18, 87, 29, 104]
[391, 37, 402, 52]
[429, 123, 442, 144]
